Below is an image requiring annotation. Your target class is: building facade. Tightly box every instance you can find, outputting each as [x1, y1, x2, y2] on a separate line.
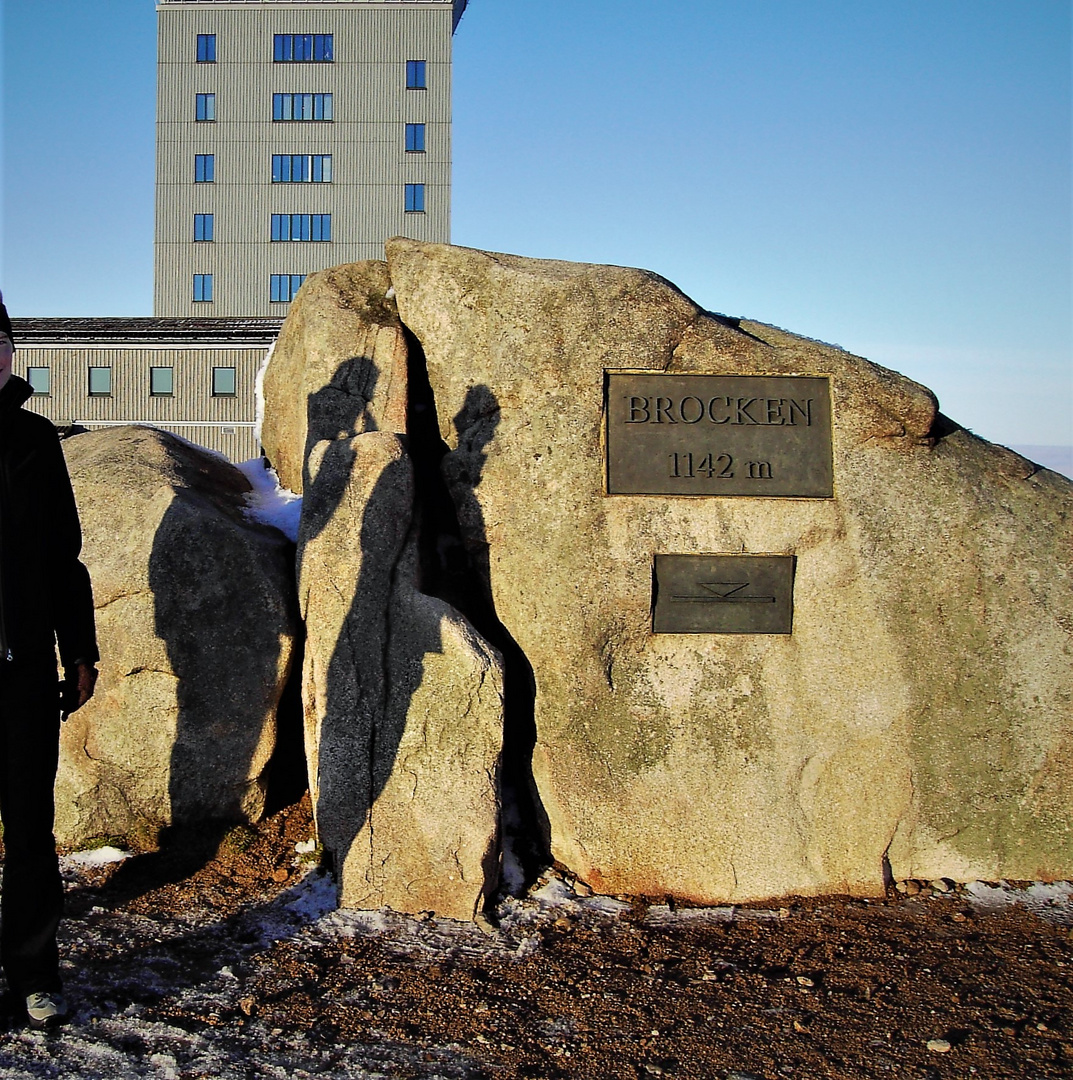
[12, 319, 280, 462]
[154, 0, 467, 317]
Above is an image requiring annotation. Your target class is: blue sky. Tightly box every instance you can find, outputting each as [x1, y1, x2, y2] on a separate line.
[2, 0, 1070, 447]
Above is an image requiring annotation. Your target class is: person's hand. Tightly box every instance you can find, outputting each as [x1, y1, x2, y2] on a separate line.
[63, 663, 98, 718]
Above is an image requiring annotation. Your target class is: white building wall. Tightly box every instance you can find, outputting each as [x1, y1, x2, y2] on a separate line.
[154, 0, 459, 316]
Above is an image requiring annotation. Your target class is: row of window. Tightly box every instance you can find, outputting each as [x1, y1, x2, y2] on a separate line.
[195, 35, 428, 88]
[188, 188, 424, 245]
[202, 213, 323, 244]
[27, 366, 237, 398]
[193, 140, 422, 185]
[193, 66, 426, 122]
[187, 275, 307, 304]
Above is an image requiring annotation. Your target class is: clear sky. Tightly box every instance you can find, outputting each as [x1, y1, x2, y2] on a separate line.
[2, 0, 1070, 448]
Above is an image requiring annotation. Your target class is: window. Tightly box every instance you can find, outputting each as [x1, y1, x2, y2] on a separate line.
[212, 367, 236, 396]
[26, 367, 50, 396]
[274, 34, 333, 62]
[272, 154, 332, 183]
[195, 154, 215, 183]
[193, 274, 214, 302]
[88, 367, 112, 397]
[196, 34, 216, 62]
[406, 60, 427, 89]
[150, 367, 174, 396]
[270, 274, 305, 303]
[273, 93, 332, 121]
[405, 183, 425, 213]
[271, 214, 331, 241]
[194, 213, 214, 242]
[196, 93, 216, 121]
[405, 123, 426, 152]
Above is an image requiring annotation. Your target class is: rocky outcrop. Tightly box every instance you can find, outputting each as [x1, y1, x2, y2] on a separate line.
[278, 266, 505, 920]
[384, 238, 1073, 902]
[56, 426, 300, 849]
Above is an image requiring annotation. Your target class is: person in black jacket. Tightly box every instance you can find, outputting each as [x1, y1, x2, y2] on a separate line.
[0, 296, 98, 1029]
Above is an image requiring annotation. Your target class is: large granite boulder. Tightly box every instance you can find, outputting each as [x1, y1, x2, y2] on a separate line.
[260, 262, 409, 493]
[273, 265, 505, 920]
[385, 237, 1073, 902]
[56, 426, 299, 848]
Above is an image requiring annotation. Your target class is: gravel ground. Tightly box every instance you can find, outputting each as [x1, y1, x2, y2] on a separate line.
[0, 795, 1068, 1079]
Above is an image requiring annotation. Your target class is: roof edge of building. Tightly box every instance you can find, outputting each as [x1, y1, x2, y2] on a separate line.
[10, 317, 283, 345]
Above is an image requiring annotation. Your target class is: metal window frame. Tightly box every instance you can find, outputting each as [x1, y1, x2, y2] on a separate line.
[150, 366, 175, 397]
[88, 366, 113, 397]
[405, 122, 426, 152]
[406, 59, 427, 89]
[405, 182, 426, 213]
[26, 366, 51, 396]
[212, 366, 237, 397]
[194, 213, 214, 242]
[193, 273, 214, 302]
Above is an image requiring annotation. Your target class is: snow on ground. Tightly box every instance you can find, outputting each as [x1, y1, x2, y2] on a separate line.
[965, 879, 1073, 925]
[236, 457, 302, 542]
[1, 862, 1068, 1079]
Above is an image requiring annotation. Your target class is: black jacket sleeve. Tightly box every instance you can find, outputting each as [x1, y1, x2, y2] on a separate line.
[42, 432, 99, 669]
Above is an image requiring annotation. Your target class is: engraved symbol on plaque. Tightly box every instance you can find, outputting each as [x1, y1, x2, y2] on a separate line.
[653, 555, 795, 634]
[672, 581, 776, 605]
[606, 373, 833, 498]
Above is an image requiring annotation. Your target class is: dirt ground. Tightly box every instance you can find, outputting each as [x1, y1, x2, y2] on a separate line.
[21, 796, 1073, 1080]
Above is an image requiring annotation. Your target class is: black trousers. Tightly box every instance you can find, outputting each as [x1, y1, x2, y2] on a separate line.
[0, 657, 63, 997]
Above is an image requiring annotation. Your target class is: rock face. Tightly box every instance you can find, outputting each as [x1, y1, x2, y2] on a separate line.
[260, 262, 409, 494]
[56, 426, 299, 849]
[276, 265, 505, 920]
[385, 237, 1073, 901]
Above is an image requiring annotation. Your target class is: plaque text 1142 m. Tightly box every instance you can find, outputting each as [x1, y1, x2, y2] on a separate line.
[606, 373, 833, 497]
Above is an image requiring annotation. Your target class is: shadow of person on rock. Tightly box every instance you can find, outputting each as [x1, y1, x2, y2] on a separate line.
[103, 436, 299, 902]
[294, 360, 424, 895]
[405, 371, 551, 887]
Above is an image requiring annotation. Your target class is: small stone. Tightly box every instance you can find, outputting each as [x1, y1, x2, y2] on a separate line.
[554, 916, 573, 930]
[926, 1038, 952, 1053]
[1037, 1023, 1048, 1031]
[793, 1020, 808, 1033]
[931, 878, 952, 893]
[239, 997, 256, 1017]
[473, 912, 499, 937]
[573, 880, 594, 897]
[895, 881, 908, 894]
[271, 868, 289, 883]
[952, 912, 967, 922]
[796, 976, 815, 988]
[905, 880, 922, 897]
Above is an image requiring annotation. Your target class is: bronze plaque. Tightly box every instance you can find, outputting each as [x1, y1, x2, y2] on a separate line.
[653, 554, 795, 634]
[607, 374, 833, 497]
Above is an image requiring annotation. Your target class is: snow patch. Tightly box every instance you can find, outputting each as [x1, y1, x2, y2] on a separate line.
[63, 846, 133, 868]
[236, 457, 302, 542]
[965, 880, 1073, 923]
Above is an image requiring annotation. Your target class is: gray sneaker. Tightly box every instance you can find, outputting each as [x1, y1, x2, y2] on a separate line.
[25, 991, 67, 1030]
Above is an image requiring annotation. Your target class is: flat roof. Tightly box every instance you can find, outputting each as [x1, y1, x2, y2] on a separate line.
[10, 318, 283, 346]
[157, 0, 469, 30]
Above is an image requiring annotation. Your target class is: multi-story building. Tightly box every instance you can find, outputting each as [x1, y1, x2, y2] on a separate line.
[155, 0, 467, 316]
[20, 0, 467, 460]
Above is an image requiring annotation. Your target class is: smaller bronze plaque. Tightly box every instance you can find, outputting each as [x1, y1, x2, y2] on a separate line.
[653, 554, 795, 634]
